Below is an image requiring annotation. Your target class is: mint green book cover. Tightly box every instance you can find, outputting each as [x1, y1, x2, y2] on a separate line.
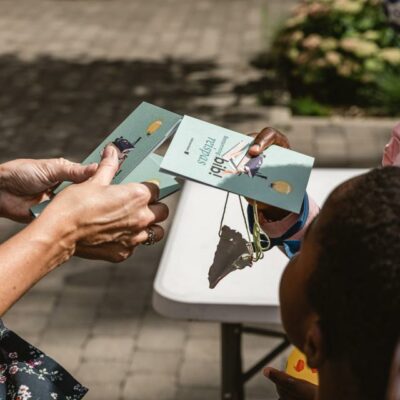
[31, 153, 181, 218]
[31, 102, 182, 217]
[160, 116, 315, 213]
[54, 102, 182, 193]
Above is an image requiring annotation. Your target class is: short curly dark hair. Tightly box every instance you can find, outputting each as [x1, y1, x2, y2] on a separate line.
[307, 167, 400, 399]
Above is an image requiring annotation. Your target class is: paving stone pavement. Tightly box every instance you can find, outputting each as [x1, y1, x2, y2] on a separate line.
[0, 0, 397, 399]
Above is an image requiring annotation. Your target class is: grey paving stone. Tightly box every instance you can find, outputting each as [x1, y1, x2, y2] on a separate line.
[40, 326, 90, 348]
[75, 360, 130, 385]
[187, 321, 220, 339]
[176, 387, 220, 400]
[83, 336, 135, 362]
[122, 374, 177, 400]
[184, 337, 219, 362]
[91, 314, 141, 338]
[39, 343, 83, 374]
[84, 383, 123, 400]
[2, 312, 48, 337]
[7, 291, 57, 314]
[130, 350, 181, 375]
[179, 360, 220, 388]
[137, 325, 187, 352]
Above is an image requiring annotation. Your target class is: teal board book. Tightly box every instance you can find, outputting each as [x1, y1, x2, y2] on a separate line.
[30, 102, 182, 217]
[161, 116, 314, 213]
[54, 102, 182, 193]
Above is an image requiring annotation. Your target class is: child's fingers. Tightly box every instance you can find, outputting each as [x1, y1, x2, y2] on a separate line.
[264, 367, 317, 400]
[248, 127, 290, 156]
[264, 367, 295, 386]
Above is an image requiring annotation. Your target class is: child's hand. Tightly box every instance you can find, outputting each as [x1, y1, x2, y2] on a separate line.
[248, 127, 290, 155]
[247, 127, 292, 221]
[264, 367, 317, 400]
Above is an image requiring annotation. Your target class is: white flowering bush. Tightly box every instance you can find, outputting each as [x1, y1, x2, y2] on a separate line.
[272, 0, 400, 115]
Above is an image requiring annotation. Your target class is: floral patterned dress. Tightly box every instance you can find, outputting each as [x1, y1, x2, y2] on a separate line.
[0, 320, 87, 400]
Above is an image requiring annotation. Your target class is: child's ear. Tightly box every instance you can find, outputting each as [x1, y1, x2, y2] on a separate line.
[303, 320, 325, 369]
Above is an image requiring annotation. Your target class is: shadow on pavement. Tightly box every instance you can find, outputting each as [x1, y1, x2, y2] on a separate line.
[0, 54, 260, 164]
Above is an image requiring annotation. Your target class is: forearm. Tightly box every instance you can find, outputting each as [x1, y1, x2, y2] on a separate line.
[0, 162, 8, 218]
[0, 216, 76, 316]
[260, 195, 319, 240]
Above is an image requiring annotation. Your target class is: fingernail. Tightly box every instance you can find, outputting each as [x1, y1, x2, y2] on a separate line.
[104, 145, 116, 158]
[252, 144, 260, 149]
[146, 179, 160, 187]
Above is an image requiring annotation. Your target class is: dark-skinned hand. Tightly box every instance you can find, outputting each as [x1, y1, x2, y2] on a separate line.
[246, 127, 292, 221]
[264, 367, 318, 400]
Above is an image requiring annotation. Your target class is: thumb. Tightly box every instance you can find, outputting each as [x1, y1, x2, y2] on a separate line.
[47, 159, 98, 184]
[91, 145, 119, 185]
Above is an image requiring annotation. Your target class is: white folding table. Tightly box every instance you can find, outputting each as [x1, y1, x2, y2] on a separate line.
[153, 169, 366, 400]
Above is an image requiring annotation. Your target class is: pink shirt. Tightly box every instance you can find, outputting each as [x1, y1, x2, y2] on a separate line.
[260, 123, 400, 241]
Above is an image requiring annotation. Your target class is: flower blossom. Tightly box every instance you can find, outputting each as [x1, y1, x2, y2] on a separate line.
[303, 34, 323, 49]
[341, 38, 378, 57]
[380, 48, 400, 65]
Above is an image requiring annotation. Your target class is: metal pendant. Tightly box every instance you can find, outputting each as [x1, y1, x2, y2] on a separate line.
[208, 225, 254, 289]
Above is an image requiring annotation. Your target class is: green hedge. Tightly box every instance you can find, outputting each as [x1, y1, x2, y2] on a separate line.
[270, 0, 400, 116]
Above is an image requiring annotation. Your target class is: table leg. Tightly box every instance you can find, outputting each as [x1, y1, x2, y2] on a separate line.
[221, 323, 244, 400]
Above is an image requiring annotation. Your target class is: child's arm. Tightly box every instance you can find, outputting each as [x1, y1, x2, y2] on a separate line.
[247, 127, 320, 257]
[250, 121, 400, 258]
[383, 123, 400, 167]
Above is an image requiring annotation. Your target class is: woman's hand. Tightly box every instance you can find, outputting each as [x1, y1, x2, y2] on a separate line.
[0, 147, 169, 315]
[41, 145, 169, 261]
[0, 158, 97, 222]
[247, 127, 292, 221]
[264, 367, 317, 400]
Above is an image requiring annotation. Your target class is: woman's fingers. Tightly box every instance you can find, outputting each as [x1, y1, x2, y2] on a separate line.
[248, 127, 290, 156]
[75, 224, 165, 262]
[132, 225, 165, 246]
[148, 202, 170, 224]
[91, 145, 120, 185]
[44, 158, 98, 185]
[141, 182, 160, 204]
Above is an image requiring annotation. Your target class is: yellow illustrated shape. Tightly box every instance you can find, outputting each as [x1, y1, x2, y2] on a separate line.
[286, 347, 319, 386]
[147, 120, 163, 135]
[271, 180, 292, 195]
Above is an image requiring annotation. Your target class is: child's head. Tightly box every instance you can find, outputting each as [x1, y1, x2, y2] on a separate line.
[388, 339, 400, 400]
[280, 167, 400, 399]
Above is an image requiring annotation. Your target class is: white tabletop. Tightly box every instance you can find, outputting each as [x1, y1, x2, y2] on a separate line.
[153, 169, 366, 324]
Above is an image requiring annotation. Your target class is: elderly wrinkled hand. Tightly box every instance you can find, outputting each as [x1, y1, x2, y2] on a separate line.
[0, 157, 98, 222]
[40, 145, 169, 262]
